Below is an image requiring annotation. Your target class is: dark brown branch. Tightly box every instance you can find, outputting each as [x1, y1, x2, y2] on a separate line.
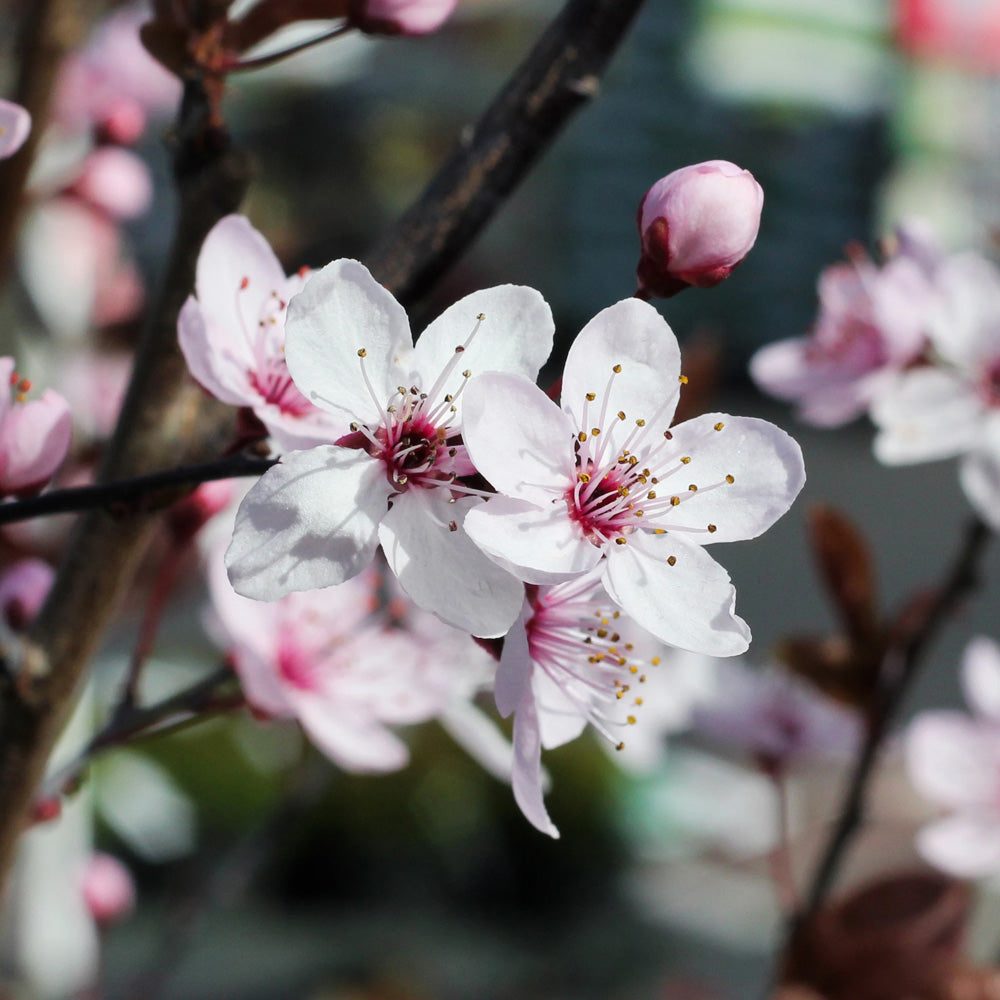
[799, 516, 992, 920]
[365, 0, 649, 304]
[0, 452, 277, 525]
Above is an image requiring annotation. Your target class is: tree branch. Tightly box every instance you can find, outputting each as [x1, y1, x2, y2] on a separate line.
[798, 516, 992, 921]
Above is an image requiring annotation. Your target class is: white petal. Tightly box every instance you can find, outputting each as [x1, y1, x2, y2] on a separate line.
[194, 215, 286, 345]
[177, 296, 256, 407]
[378, 491, 524, 638]
[285, 259, 412, 425]
[226, 446, 391, 599]
[0, 99, 31, 159]
[962, 636, 1000, 724]
[462, 372, 576, 502]
[411, 285, 554, 416]
[496, 603, 533, 718]
[654, 413, 805, 543]
[928, 253, 1000, 370]
[562, 299, 681, 456]
[872, 368, 983, 463]
[960, 438, 1000, 531]
[511, 689, 560, 838]
[916, 812, 1000, 878]
[438, 700, 514, 785]
[294, 694, 410, 773]
[603, 532, 750, 655]
[906, 711, 1000, 808]
[463, 495, 602, 585]
[534, 669, 589, 750]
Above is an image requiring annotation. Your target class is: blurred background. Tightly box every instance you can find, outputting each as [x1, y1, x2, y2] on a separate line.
[3, 0, 1000, 997]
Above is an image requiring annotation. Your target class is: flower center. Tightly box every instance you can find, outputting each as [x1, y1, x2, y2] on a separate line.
[524, 578, 658, 751]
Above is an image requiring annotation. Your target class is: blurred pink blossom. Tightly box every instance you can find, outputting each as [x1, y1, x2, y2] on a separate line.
[0, 559, 55, 630]
[80, 853, 136, 927]
[349, 0, 457, 35]
[71, 147, 153, 220]
[751, 222, 939, 427]
[0, 99, 31, 159]
[0, 358, 73, 497]
[691, 661, 861, 773]
[906, 636, 1000, 878]
[636, 160, 763, 298]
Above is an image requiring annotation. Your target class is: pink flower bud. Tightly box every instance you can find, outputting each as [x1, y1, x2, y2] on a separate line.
[636, 160, 763, 298]
[73, 148, 153, 220]
[81, 853, 136, 927]
[0, 100, 30, 160]
[0, 358, 73, 497]
[0, 559, 55, 630]
[348, 0, 457, 35]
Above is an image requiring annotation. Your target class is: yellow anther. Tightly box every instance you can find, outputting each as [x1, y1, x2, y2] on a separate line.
[636, 419, 646, 427]
[678, 374, 688, 384]
[726, 474, 735, 484]
[591, 428, 601, 436]
[629, 665, 638, 674]
[627, 716, 636, 725]
[707, 523, 717, 533]
[651, 657, 660, 666]
[476, 312, 486, 321]
[616, 742, 625, 751]
[618, 410, 626, 421]
[462, 369, 472, 378]
[647, 491, 657, 499]
[714, 422, 724, 431]
[578, 472, 591, 483]
[357, 348, 367, 357]
[586, 392, 596, 401]
[688, 484, 698, 492]
[670, 496, 680, 506]
[615, 537, 627, 545]
[635, 697, 644, 706]
[680, 456, 691, 464]
[612, 364, 622, 373]
[667, 556, 677, 566]
[578, 432, 588, 443]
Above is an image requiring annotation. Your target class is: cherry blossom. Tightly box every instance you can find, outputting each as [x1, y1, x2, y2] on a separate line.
[80, 853, 136, 927]
[906, 636, 1000, 877]
[349, 0, 457, 35]
[496, 570, 668, 837]
[178, 215, 341, 450]
[0, 559, 55, 631]
[462, 297, 805, 652]
[690, 661, 861, 774]
[751, 222, 938, 427]
[636, 160, 763, 299]
[226, 258, 554, 637]
[0, 100, 31, 159]
[871, 251, 1000, 527]
[0, 358, 73, 497]
[210, 556, 436, 773]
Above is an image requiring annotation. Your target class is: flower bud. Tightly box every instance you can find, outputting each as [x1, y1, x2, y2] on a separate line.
[348, 0, 457, 35]
[0, 559, 55, 631]
[636, 160, 763, 298]
[0, 99, 30, 160]
[81, 853, 136, 928]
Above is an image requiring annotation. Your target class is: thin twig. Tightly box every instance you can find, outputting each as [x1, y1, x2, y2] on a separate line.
[799, 516, 992, 920]
[0, 452, 277, 526]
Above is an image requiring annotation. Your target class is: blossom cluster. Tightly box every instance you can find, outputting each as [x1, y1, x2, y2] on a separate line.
[751, 221, 1000, 530]
[177, 214, 806, 835]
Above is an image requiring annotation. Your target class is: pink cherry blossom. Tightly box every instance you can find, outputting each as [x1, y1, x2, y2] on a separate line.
[226, 258, 554, 638]
[461, 297, 805, 653]
[496, 571, 668, 837]
[0, 100, 31, 159]
[0, 358, 73, 497]
[211, 551, 452, 773]
[871, 251, 1000, 527]
[178, 215, 342, 451]
[349, 0, 457, 35]
[751, 222, 939, 427]
[690, 661, 861, 773]
[906, 636, 1000, 877]
[0, 559, 55, 630]
[80, 853, 136, 927]
[636, 160, 763, 299]
[71, 147, 153, 220]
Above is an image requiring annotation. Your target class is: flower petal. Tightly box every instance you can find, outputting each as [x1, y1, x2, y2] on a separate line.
[959, 432, 1000, 531]
[916, 812, 1000, 878]
[0, 390, 73, 495]
[177, 296, 256, 408]
[0, 100, 30, 159]
[653, 413, 805, 543]
[561, 298, 681, 456]
[510, 686, 560, 838]
[603, 532, 750, 655]
[411, 285, 554, 416]
[463, 495, 602, 585]
[495, 603, 533, 718]
[462, 372, 576, 502]
[226, 446, 391, 599]
[872, 368, 983, 463]
[962, 636, 1000, 724]
[285, 259, 412, 425]
[378, 491, 524, 638]
[906, 711, 1000, 808]
[193, 215, 286, 351]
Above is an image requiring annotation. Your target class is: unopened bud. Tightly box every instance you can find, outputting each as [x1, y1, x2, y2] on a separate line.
[81, 853, 136, 927]
[636, 160, 763, 298]
[348, 0, 457, 35]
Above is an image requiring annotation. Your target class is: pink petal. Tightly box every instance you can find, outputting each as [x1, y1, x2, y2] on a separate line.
[906, 711, 1000, 808]
[0, 100, 30, 159]
[0, 390, 73, 495]
[916, 812, 1000, 878]
[509, 684, 560, 838]
[962, 636, 1000, 724]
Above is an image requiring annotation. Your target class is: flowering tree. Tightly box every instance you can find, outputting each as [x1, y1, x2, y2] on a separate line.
[0, 1, 996, 998]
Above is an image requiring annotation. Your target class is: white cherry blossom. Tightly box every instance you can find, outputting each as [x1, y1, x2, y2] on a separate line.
[462, 297, 805, 652]
[226, 259, 554, 638]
